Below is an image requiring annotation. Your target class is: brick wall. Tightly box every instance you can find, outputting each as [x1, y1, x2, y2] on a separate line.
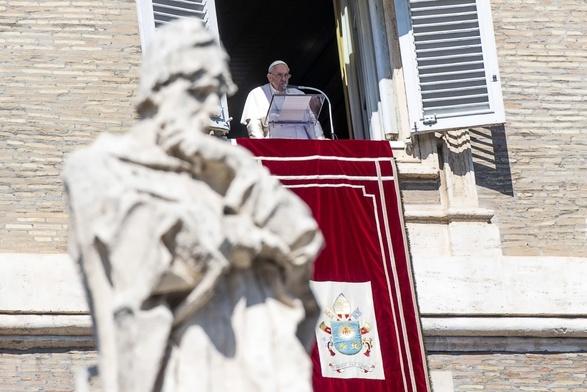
[428, 352, 587, 391]
[0, 0, 141, 253]
[472, 0, 587, 256]
[0, 349, 100, 391]
[1, 349, 587, 391]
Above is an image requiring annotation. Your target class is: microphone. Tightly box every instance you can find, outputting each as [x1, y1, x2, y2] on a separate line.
[285, 85, 337, 139]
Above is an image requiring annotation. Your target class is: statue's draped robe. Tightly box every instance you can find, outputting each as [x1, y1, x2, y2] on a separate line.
[63, 126, 323, 392]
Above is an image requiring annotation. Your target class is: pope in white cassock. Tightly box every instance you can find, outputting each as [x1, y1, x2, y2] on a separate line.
[240, 60, 326, 139]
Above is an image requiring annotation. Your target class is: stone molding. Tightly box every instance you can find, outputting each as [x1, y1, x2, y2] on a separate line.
[2, 254, 586, 351]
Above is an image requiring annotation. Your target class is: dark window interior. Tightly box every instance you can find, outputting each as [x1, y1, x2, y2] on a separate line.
[215, 0, 350, 139]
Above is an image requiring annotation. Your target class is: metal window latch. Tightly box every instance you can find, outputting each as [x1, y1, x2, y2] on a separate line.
[423, 114, 437, 125]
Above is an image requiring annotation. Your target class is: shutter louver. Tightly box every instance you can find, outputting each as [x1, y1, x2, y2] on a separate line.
[410, 0, 491, 118]
[153, 0, 209, 28]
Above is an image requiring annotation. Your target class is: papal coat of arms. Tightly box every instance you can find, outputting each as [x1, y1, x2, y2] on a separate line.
[318, 293, 375, 373]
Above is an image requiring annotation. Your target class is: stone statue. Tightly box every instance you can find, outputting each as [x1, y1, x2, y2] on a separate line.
[62, 18, 323, 392]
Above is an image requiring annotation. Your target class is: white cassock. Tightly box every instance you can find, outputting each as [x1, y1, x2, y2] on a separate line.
[240, 83, 325, 139]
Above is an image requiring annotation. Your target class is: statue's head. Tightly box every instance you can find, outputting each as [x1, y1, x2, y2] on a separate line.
[136, 18, 236, 134]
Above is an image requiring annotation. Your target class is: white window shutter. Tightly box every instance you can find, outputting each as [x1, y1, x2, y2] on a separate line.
[136, 0, 231, 133]
[396, 0, 505, 133]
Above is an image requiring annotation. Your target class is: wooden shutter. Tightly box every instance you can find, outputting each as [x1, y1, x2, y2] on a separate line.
[396, 0, 505, 133]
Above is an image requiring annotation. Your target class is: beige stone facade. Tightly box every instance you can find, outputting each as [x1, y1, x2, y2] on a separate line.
[0, 0, 140, 253]
[1, 1, 584, 257]
[476, 0, 587, 257]
[3, 351, 587, 391]
[1, 0, 586, 391]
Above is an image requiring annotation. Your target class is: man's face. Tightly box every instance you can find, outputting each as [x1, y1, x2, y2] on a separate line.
[267, 63, 291, 92]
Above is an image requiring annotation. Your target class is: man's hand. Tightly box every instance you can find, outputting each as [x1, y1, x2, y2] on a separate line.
[246, 119, 266, 138]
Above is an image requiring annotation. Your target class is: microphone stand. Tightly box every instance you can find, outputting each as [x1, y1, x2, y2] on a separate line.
[286, 85, 337, 139]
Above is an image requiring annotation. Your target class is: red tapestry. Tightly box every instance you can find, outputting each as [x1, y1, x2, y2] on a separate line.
[235, 139, 431, 392]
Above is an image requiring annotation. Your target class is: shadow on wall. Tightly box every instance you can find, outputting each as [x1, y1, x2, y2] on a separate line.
[470, 125, 514, 197]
